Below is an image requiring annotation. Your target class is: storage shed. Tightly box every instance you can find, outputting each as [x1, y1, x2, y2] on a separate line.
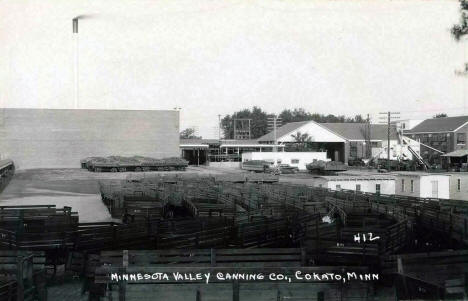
[393, 172, 450, 199]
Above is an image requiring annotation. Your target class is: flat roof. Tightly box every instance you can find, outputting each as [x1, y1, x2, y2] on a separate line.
[317, 175, 395, 181]
[220, 144, 284, 148]
[441, 149, 468, 157]
[391, 171, 451, 177]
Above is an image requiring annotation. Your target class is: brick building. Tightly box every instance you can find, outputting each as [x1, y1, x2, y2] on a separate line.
[404, 116, 468, 164]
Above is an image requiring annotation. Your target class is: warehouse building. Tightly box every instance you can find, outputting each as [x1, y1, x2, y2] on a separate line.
[257, 121, 398, 164]
[0, 108, 180, 169]
[404, 116, 468, 165]
[393, 172, 450, 199]
[313, 174, 396, 195]
[242, 151, 328, 171]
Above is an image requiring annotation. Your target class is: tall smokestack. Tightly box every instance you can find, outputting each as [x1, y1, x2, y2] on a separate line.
[73, 17, 79, 109]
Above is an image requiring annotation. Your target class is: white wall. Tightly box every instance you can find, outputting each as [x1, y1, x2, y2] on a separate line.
[448, 174, 468, 200]
[395, 174, 450, 199]
[314, 178, 395, 194]
[277, 122, 346, 143]
[0, 109, 180, 169]
[395, 119, 424, 131]
[420, 175, 450, 199]
[242, 152, 328, 170]
[209, 162, 241, 169]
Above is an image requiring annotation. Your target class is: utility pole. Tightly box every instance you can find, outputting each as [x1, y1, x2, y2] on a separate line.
[366, 114, 371, 158]
[218, 114, 221, 162]
[72, 17, 79, 109]
[267, 115, 282, 152]
[379, 112, 400, 170]
[218, 114, 221, 140]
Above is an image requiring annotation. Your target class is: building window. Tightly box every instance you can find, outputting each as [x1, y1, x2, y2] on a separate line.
[376, 184, 381, 195]
[401, 179, 405, 192]
[336, 185, 341, 190]
[457, 133, 466, 145]
[457, 179, 461, 191]
[410, 180, 414, 193]
[356, 184, 361, 192]
[291, 159, 299, 164]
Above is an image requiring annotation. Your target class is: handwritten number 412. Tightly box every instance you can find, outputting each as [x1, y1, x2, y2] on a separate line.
[354, 233, 380, 243]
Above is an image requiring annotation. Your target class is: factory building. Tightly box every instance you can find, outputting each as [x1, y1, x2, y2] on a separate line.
[257, 121, 398, 164]
[404, 116, 468, 165]
[0, 108, 180, 169]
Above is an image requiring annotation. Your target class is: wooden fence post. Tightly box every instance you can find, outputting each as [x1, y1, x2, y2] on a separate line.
[16, 256, 24, 301]
[210, 249, 216, 266]
[232, 280, 239, 301]
[119, 250, 128, 301]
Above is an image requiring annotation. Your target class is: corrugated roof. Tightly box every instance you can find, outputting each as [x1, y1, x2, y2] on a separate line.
[406, 116, 468, 133]
[257, 121, 310, 142]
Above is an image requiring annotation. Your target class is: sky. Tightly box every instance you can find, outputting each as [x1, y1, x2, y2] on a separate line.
[0, 0, 467, 138]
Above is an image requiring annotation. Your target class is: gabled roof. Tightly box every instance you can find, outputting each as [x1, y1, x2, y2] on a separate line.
[405, 116, 468, 133]
[257, 121, 397, 142]
[257, 121, 310, 142]
[321, 123, 397, 141]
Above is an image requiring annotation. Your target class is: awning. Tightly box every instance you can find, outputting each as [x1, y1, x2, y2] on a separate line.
[180, 144, 209, 149]
[220, 144, 284, 148]
[441, 149, 468, 157]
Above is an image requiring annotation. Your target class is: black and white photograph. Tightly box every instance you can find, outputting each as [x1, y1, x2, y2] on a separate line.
[0, 0, 467, 300]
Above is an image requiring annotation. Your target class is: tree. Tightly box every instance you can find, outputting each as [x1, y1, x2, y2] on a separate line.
[452, 0, 468, 74]
[180, 128, 201, 139]
[221, 106, 269, 139]
[290, 131, 313, 151]
[278, 108, 365, 124]
[222, 107, 369, 139]
[433, 113, 448, 118]
[451, 0, 468, 41]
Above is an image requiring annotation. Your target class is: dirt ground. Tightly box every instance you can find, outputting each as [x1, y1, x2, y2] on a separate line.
[0, 166, 318, 223]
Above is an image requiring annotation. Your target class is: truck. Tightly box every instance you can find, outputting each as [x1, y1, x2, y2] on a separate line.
[241, 160, 279, 174]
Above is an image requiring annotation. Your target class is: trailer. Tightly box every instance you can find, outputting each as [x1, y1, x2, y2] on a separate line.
[83, 156, 188, 172]
[241, 160, 278, 174]
[306, 160, 347, 174]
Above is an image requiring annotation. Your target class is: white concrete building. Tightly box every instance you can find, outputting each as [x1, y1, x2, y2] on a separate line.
[242, 152, 328, 171]
[393, 172, 450, 199]
[312, 174, 396, 195]
[447, 173, 468, 201]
